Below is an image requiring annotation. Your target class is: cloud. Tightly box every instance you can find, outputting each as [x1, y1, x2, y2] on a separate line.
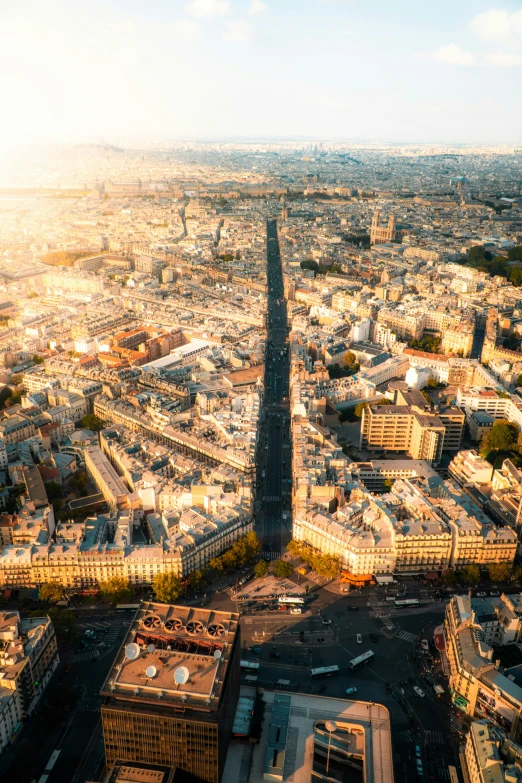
[223, 20, 253, 41]
[485, 51, 522, 68]
[249, 0, 267, 15]
[470, 9, 522, 49]
[433, 44, 475, 67]
[185, 0, 230, 18]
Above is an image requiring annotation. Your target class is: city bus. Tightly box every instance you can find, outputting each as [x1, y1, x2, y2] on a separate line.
[116, 604, 141, 612]
[44, 750, 61, 772]
[240, 660, 260, 671]
[278, 596, 305, 606]
[310, 665, 339, 679]
[348, 650, 374, 670]
[394, 598, 420, 608]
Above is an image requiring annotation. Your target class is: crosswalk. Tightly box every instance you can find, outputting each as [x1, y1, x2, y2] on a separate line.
[450, 713, 468, 736]
[262, 551, 281, 560]
[395, 630, 417, 643]
[425, 729, 446, 745]
[264, 495, 281, 502]
[394, 729, 413, 744]
[68, 649, 98, 664]
[79, 695, 102, 713]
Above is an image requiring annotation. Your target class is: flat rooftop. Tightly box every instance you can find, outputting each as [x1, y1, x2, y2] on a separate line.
[223, 687, 393, 783]
[101, 602, 239, 713]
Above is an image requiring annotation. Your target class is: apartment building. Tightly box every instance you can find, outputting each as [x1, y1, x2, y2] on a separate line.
[292, 479, 516, 577]
[0, 415, 36, 446]
[84, 446, 132, 511]
[441, 320, 475, 358]
[376, 307, 425, 341]
[444, 594, 522, 740]
[0, 611, 58, 754]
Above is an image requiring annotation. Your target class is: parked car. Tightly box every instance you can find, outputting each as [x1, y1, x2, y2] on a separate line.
[249, 646, 262, 654]
[348, 606, 359, 611]
[321, 617, 331, 625]
[415, 745, 421, 758]
[416, 759, 423, 777]
[477, 592, 487, 597]
[356, 634, 362, 643]
[490, 591, 500, 596]
[345, 687, 358, 695]
[413, 686, 425, 698]
[270, 651, 282, 659]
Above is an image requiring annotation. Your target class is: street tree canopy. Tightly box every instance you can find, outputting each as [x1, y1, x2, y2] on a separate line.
[152, 572, 183, 604]
[273, 559, 294, 579]
[38, 582, 64, 603]
[99, 576, 134, 604]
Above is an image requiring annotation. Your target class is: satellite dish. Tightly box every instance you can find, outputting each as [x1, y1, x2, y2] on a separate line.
[214, 650, 222, 661]
[147, 644, 156, 654]
[125, 643, 140, 661]
[174, 666, 190, 686]
[146, 665, 157, 679]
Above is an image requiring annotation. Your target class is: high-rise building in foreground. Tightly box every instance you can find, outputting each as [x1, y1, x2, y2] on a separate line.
[100, 602, 240, 783]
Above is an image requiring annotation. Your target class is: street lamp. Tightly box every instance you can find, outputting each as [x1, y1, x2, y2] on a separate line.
[325, 720, 337, 778]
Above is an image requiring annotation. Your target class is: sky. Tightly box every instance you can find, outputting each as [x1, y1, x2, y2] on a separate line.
[1, 0, 522, 149]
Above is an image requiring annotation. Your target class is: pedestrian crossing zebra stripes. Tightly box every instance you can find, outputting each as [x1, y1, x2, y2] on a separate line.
[450, 713, 468, 736]
[262, 551, 281, 560]
[394, 729, 413, 744]
[395, 630, 417, 643]
[79, 695, 102, 713]
[264, 496, 280, 502]
[425, 729, 446, 745]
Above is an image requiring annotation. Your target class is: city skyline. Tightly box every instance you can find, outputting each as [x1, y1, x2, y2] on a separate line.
[1, 0, 522, 153]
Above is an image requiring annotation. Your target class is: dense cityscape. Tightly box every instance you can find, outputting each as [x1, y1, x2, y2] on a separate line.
[0, 138, 520, 783]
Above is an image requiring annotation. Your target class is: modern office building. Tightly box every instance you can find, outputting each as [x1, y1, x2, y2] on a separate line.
[100, 602, 241, 783]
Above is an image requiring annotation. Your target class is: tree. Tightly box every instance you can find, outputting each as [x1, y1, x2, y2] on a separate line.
[99, 576, 134, 604]
[344, 351, 357, 367]
[461, 565, 481, 586]
[32, 355, 45, 365]
[188, 570, 204, 592]
[80, 414, 104, 432]
[443, 569, 457, 587]
[487, 563, 512, 583]
[209, 556, 225, 575]
[480, 420, 519, 460]
[10, 374, 22, 386]
[467, 245, 486, 264]
[300, 260, 319, 273]
[286, 540, 303, 559]
[152, 572, 183, 603]
[254, 560, 269, 579]
[516, 374, 522, 388]
[46, 608, 79, 643]
[354, 402, 368, 418]
[273, 560, 294, 579]
[508, 246, 522, 263]
[426, 378, 438, 389]
[38, 582, 64, 603]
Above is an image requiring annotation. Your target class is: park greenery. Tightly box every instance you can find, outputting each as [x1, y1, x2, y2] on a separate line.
[80, 413, 105, 431]
[480, 419, 522, 467]
[407, 334, 442, 353]
[287, 539, 341, 579]
[455, 245, 522, 285]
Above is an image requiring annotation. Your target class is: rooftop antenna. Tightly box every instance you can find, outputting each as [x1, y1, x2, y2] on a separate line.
[125, 643, 140, 661]
[174, 666, 190, 686]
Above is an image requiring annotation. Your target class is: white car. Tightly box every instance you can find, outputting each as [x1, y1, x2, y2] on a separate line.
[477, 592, 487, 597]
[413, 686, 425, 698]
[356, 634, 362, 643]
[321, 617, 331, 626]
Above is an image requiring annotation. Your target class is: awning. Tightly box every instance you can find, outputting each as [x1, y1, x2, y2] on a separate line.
[341, 572, 373, 584]
[434, 625, 446, 652]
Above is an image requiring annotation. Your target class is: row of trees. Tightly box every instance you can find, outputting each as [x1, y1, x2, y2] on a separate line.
[457, 245, 522, 286]
[444, 562, 522, 587]
[286, 539, 341, 579]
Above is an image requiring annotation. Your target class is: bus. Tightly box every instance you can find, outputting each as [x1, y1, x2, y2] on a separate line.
[116, 604, 141, 612]
[240, 660, 260, 671]
[310, 665, 339, 679]
[394, 598, 420, 608]
[448, 766, 459, 783]
[45, 750, 61, 772]
[348, 651, 374, 670]
[278, 596, 305, 606]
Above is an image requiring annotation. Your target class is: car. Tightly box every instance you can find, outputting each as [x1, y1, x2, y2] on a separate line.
[416, 759, 423, 776]
[345, 687, 358, 695]
[413, 686, 425, 697]
[415, 745, 421, 758]
[477, 591, 487, 597]
[357, 634, 362, 643]
[321, 617, 331, 625]
[370, 633, 378, 643]
[348, 606, 359, 611]
[249, 646, 262, 654]
[270, 651, 282, 659]
[490, 591, 500, 596]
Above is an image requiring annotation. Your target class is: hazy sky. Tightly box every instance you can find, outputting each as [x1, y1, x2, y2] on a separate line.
[1, 0, 522, 149]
